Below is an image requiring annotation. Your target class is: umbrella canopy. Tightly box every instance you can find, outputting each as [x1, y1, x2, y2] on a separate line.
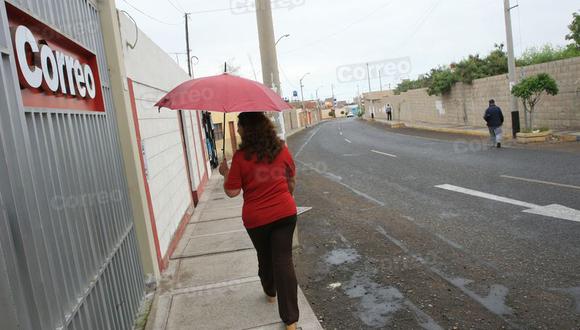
[154, 73, 292, 112]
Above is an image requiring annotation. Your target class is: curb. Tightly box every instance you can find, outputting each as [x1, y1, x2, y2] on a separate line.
[407, 124, 491, 138]
[554, 133, 580, 142]
[286, 119, 328, 139]
[363, 118, 494, 138]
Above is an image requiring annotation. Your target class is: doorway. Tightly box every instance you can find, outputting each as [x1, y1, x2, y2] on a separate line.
[229, 121, 238, 152]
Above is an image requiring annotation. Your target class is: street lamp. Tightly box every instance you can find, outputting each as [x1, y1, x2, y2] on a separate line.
[300, 73, 311, 124]
[315, 85, 324, 108]
[275, 34, 290, 47]
[315, 86, 323, 101]
[274, 34, 290, 95]
[190, 56, 199, 78]
[299, 72, 310, 111]
[315, 85, 324, 121]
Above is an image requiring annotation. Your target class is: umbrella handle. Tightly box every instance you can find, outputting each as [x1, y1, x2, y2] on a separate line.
[222, 112, 226, 160]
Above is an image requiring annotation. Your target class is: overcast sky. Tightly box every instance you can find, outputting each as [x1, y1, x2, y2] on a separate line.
[115, 0, 579, 102]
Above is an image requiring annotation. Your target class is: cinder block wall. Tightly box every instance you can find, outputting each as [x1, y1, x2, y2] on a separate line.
[365, 57, 580, 131]
[119, 13, 196, 257]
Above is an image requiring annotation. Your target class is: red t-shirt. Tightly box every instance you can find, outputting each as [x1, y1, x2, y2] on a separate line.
[225, 145, 297, 229]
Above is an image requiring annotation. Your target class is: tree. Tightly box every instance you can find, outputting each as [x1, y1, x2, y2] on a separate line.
[483, 43, 509, 76]
[454, 55, 487, 84]
[511, 73, 559, 129]
[566, 12, 580, 49]
[427, 68, 458, 96]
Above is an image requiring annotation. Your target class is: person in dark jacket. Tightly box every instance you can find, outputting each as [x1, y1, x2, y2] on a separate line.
[385, 104, 393, 121]
[484, 99, 504, 148]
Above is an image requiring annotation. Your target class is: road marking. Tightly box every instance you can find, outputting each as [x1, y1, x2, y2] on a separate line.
[297, 206, 313, 216]
[371, 150, 398, 158]
[376, 225, 515, 323]
[344, 138, 352, 143]
[339, 131, 343, 136]
[295, 126, 321, 157]
[500, 175, 580, 191]
[435, 184, 580, 223]
[296, 159, 385, 206]
[435, 184, 538, 209]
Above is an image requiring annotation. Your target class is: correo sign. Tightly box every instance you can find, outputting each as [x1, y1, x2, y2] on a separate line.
[7, 3, 104, 112]
[13, 25, 97, 99]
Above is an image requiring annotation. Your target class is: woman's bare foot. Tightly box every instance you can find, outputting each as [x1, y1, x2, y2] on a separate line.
[285, 323, 297, 330]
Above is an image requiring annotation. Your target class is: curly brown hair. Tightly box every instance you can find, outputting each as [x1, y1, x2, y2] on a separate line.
[237, 112, 284, 163]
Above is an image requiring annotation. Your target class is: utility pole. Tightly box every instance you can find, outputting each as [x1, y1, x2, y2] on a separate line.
[181, 12, 197, 201]
[503, 0, 521, 125]
[366, 63, 372, 92]
[331, 84, 335, 101]
[255, 0, 286, 138]
[185, 13, 192, 78]
[379, 70, 383, 91]
[357, 84, 362, 116]
[300, 77, 306, 111]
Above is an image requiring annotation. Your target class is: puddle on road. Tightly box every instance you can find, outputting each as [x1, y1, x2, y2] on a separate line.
[343, 272, 442, 330]
[343, 272, 404, 328]
[450, 277, 512, 316]
[550, 287, 580, 313]
[324, 248, 360, 265]
[377, 225, 514, 318]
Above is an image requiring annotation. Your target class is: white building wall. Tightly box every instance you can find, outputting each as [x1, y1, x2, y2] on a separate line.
[192, 112, 209, 187]
[118, 13, 206, 256]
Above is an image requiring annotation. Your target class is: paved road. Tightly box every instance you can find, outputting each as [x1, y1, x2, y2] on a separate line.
[288, 118, 580, 329]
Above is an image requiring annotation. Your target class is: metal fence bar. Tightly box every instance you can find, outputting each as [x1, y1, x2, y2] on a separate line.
[0, 1, 145, 329]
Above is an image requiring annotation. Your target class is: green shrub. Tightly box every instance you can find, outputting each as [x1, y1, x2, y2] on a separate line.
[511, 73, 559, 129]
[516, 44, 580, 67]
[427, 68, 458, 96]
[566, 12, 580, 49]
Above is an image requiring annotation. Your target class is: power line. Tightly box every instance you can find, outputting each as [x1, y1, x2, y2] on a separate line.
[166, 0, 186, 14]
[169, 4, 257, 16]
[281, 0, 397, 55]
[397, 0, 443, 48]
[122, 0, 183, 26]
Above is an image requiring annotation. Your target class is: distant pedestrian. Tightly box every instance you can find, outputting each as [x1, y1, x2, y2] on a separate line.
[484, 99, 504, 148]
[219, 112, 299, 330]
[386, 104, 393, 121]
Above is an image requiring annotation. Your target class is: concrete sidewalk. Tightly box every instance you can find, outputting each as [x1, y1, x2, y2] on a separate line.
[145, 173, 323, 330]
[369, 118, 580, 141]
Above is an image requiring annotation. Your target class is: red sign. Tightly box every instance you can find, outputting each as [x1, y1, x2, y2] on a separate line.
[7, 3, 104, 112]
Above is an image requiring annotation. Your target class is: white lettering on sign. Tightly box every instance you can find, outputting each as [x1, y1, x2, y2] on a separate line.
[13, 25, 96, 99]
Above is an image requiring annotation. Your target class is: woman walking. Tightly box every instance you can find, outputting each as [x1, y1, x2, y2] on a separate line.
[219, 112, 299, 330]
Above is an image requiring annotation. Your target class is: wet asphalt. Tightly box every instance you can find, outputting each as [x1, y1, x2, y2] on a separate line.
[287, 118, 580, 329]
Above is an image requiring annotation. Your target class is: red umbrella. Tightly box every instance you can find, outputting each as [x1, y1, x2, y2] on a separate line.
[155, 73, 291, 113]
[155, 72, 292, 157]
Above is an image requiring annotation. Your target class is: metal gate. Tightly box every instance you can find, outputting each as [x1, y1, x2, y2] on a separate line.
[0, 0, 145, 329]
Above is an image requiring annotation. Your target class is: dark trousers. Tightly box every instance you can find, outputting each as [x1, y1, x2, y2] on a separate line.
[387, 112, 392, 120]
[246, 215, 299, 325]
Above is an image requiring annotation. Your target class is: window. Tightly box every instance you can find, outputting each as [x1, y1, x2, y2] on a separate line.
[213, 123, 224, 140]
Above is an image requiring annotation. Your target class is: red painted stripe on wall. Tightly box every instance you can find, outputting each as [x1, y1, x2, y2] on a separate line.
[127, 78, 163, 271]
